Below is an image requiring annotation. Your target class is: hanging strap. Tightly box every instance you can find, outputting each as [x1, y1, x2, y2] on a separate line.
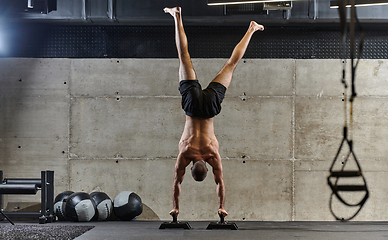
[327, 0, 368, 221]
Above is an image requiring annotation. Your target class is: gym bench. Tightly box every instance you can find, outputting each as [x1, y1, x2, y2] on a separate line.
[0, 170, 54, 224]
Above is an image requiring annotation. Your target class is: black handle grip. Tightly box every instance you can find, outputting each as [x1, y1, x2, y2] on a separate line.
[172, 213, 177, 223]
[219, 212, 225, 224]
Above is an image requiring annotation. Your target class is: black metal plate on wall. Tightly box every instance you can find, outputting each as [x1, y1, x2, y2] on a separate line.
[1, 23, 387, 59]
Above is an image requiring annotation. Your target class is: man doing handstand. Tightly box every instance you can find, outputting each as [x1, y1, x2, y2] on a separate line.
[164, 6, 264, 219]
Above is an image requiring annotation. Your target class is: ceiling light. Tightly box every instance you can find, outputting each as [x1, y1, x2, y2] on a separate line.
[330, 0, 388, 8]
[263, 1, 292, 10]
[208, 0, 289, 6]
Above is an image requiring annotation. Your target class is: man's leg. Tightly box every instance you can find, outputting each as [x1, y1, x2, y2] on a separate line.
[211, 21, 264, 89]
[164, 7, 197, 82]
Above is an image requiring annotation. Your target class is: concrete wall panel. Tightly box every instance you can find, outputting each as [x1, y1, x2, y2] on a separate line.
[356, 60, 388, 96]
[0, 58, 70, 97]
[352, 98, 388, 160]
[0, 96, 68, 138]
[294, 160, 336, 221]
[295, 159, 388, 221]
[224, 159, 293, 221]
[295, 97, 343, 160]
[296, 59, 388, 97]
[71, 59, 180, 97]
[295, 97, 388, 161]
[216, 97, 293, 160]
[69, 96, 184, 159]
[296, 59, 344, 97]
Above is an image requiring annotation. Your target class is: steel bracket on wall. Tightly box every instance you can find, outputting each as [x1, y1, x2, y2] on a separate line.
[26, 0, 57, 14]
[83, 0, 118, 23]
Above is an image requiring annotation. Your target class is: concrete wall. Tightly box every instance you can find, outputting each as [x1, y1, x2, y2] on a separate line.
[1, 58, 388, 221]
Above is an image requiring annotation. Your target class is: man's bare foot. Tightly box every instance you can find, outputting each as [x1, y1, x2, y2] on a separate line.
[164, 7, 181, 18]
[169, 209, 179, 218]
[249, 21, 264, 32]
[218, 209, 228, 218]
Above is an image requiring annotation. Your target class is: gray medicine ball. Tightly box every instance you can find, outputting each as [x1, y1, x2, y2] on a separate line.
[54, 191, 74, 221]
[113, 191, 143, 221]
[90, 192, 113, 221]
[65, 192, 96, 222]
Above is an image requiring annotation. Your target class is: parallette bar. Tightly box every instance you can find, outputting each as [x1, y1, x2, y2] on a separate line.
[206, 221, 238, 230]
[159, 213, 191, 229]
[159, 221, 191, 229]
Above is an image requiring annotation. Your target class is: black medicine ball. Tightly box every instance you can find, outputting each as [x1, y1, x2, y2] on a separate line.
[113, 191, 143, 221]
[90, 192, 113, 221]
[54, 191, 74, 221]
[65, 192, 96, 222]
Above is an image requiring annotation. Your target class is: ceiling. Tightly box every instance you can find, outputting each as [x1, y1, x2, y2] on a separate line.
[1, 0, 388, 25]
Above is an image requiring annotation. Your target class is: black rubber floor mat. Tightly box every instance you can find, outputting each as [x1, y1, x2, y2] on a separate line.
[0, 225, 94, 240]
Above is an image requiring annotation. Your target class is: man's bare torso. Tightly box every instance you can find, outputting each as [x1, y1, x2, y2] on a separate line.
[178, 116, 220, 167]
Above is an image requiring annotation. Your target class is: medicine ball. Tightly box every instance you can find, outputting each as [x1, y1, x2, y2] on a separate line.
[54, 191, 74, 221]
[113, 191, 143, 221]
[90, 192, 112, 221]
[65, 192, 96, 222]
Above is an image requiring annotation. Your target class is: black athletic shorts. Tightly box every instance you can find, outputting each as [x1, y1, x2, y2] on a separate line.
[179, 80, 227, 119]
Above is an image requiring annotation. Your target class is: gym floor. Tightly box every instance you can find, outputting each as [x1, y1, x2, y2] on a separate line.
[2, 220, 388, 240]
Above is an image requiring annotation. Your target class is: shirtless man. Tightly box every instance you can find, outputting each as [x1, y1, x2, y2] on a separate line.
[164, 6, 264, 219]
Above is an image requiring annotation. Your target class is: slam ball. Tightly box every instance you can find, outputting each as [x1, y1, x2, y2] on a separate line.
[113, 191, 143, 221]
[90, 192, 113, 221]
[65, 192, 96, 222]
[54, 191, 74, 221]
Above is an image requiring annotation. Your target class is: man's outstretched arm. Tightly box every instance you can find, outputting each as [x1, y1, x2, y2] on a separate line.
[212, 160, 228, 217]
[170, 154, 187, 217]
